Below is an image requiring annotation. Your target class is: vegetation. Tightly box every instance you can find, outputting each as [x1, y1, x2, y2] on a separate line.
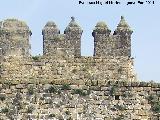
[0, 94, 6, 101]
[67, 117, 73, 120]
[72, 69, 77, 74]
[1, 107, 9, 114]
[146, 94, 157, 104]
[27, 105, 35, 113]
[0, 64, 2, 69]
[47, 86, 57, 93]
[46, 85, 61, 94]
[27, 86, 34, 95]
[61, 84, 71, 90]
[32, 56, 40, 61]
[115, 114, 125, 120]
[152, 101, 160, 113]
[49, 113, 56, 118]
[146, 94, 160, 113]
[72, 89, 90, 96]
[65, 110, 70, 115]
[115, 104, 126, 111]
[110, 86, 117, 96]
[122, 91, 134, 98]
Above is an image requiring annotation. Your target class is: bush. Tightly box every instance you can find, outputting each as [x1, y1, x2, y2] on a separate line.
[49, 113, 55, 118]
[115, 114, 124, 120]
[32, 56, 39, 61]
[28, 86, 34, 95]
[146, 94, 157, 104]
[110, 86, 116, 96]
[147, 94, 160, 113]
[1, 107, 8, 113]
[47, 86, 57, 93]
[122, 91, 134, 98]
[72, 69, 77, 74]
[72, 89, 88, 96]
[115, 104, 126, 111]
[65, 110, 70, 115]
[27, 105, 35, 113]
[61, 84, 71, 90]
[152, 101, 160, 113]
[0, 94, 6, 101]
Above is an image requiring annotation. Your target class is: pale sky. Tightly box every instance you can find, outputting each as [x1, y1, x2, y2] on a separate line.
[0, 0, 160, 82]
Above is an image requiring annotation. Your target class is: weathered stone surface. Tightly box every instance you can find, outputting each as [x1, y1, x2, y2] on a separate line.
[0, 17, 158, 119]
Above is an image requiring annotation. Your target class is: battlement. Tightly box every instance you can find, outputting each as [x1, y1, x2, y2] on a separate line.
[0, 16, 132, 58]
[0, 19, 31, 57]
[41, 16, 132, 58]
[0, 16, 136, 83]
[1, 17, 160, 120]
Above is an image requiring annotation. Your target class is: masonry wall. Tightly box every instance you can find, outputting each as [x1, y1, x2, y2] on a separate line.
[0, 81, 160, 120]
[0, 17, 136, 83]
[0, 19, 31, 57]
[93, 16, 132, 58]
[1, 17, 156, 120]
[42, 17, 82, 58]
[0, 56, 136, 84]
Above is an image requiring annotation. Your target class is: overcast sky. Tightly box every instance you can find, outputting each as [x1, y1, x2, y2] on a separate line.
[0, 0, 160, 82]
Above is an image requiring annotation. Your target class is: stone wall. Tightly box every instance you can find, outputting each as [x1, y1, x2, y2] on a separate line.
[0, 16, 136, 83]
[0, 81, 160, 120]
[42, 17, 82, 58]
[0, 55, 136, 84]
[1, 17, 156, 119]
[0, 19, 31, 57]
[93, 16, 132, 58]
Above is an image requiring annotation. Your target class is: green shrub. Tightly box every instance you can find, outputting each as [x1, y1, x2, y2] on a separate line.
[146, 94, 157, 104]
[57, 90, 61, 94]
[28, 86, 34, 95]
[61, 84, 71, 90]
[47, 86, 57, 93]
[1, 107, 8, 113]
[146, 94, 160, 113]
[0, 65, 2, 69]
[110, 86, 116, 96]
[67, 117, 73, 120]
[0, 94, 5, 101]
[49, 113, 55, 117]
[82, 67, 87, 71]
[72, 69, 77, 74]
[152, 101, 160, 113]
[122, 91, 134, 98]
[72, 89, 88, 96]
[32, 56, 39, 61]
[65, 110, 70, 115]
[27, 105, 35, 113]
[115, 104, 126, 111]
[87, 89, 91, 95]
[115, 114, 124, 120]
